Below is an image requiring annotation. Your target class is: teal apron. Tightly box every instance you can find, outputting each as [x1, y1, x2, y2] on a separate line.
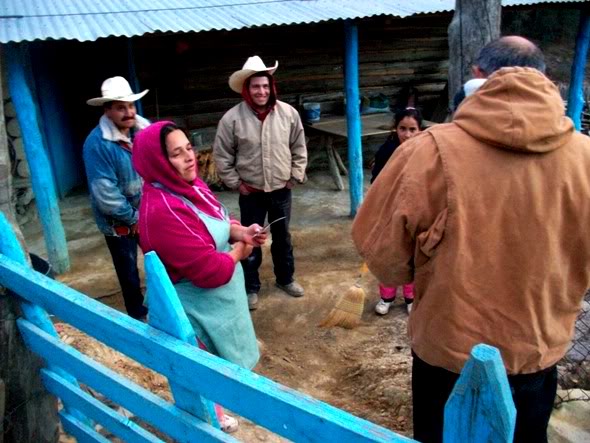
[154, 184, 259, 369]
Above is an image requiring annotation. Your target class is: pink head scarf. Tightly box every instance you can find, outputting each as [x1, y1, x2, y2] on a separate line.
[132, 121, 223, 219]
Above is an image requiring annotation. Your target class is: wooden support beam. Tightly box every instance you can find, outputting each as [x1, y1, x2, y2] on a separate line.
[567, 9, 590, 131]
[5, 43, 70, 274]
[325, 138, 344, 191]
[448, 0, 501, 109]
[344, 20, 363, 217]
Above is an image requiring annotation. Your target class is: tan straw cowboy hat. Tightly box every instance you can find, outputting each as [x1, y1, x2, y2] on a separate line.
[228, 56, 278, 93]
[87, 76, 149, 106]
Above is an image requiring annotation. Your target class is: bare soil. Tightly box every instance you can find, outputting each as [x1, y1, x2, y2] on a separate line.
[23, 172, 414, 441]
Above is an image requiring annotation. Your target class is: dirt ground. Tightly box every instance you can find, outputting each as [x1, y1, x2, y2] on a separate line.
[22, 171, 415, 441]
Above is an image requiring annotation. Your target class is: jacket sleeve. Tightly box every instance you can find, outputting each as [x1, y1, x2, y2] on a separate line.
[289, 111, 308, 183]
[351, 133, 448, 286]
[213, 116, 242, 190]
[85, 140, 138, 226]
[144, 194, 236, 288]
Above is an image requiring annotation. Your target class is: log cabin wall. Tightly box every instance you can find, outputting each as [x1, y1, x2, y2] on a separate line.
[135, 12, 452, 133]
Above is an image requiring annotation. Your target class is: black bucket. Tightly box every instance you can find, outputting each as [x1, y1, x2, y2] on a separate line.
[30, 253, 54, 279]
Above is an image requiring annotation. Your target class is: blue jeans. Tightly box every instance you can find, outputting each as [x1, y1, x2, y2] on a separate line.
[239, 188, 294, 294]
[104, 235, 147, 319]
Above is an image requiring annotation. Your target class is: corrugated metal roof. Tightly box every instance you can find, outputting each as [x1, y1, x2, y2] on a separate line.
[0, 0, 587, 44]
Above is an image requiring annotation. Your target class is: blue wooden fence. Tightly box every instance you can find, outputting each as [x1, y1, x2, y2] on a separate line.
[0, 211, 516, 442]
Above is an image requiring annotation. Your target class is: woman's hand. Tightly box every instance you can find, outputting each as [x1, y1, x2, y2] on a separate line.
[243, 224, 267, 246]
[230, 223, 267, 246]
[228, 241, 254, 263]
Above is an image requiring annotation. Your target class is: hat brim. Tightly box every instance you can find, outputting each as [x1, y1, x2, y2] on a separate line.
[228, 62, 278, 94]
[86, 89, 149, 106]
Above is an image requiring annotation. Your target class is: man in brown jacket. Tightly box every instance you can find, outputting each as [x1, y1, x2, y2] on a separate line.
[352, 36, 590, 443]
[214, 56, 307, 310]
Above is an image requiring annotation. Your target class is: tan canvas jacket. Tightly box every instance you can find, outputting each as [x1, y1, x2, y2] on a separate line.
[352, 67, 590, 374]
[213, 100, 307, 192]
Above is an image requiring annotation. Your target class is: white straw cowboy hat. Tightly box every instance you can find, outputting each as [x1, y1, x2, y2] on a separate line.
[228, 56, 278, 93]
[87, 76, 149, 106]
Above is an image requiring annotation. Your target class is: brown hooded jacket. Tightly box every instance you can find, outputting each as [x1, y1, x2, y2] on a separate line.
[352, 67, 590, 374]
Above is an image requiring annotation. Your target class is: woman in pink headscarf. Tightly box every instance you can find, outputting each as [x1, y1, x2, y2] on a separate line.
[132, 121, 266, 433]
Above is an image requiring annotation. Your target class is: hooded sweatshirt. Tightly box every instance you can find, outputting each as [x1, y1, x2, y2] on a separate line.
[132, 121, 237, 288]
[352, 67, 590, 374]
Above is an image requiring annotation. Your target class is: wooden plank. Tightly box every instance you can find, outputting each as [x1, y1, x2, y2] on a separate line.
[0, 257, 411, 442]
[567, 10, 590, 131]
[42, 369, 163, 443]
[60, 411, 111, 443]
[4, 44, 70, 274]
[443, 344, 516, 443]
[344, 20, 364, 217]
[144, 252, 219, 427]
[18, 320, 235, 443]
[325, 138, 345, 191]
[448, 0, 501, 108]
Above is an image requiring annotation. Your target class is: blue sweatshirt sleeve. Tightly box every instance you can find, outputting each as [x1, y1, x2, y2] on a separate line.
[84, 140, 138, 226]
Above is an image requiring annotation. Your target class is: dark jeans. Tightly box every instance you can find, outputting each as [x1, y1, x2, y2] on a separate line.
[239, 188, 294, 294]
[412, 352, 557, 443]
[104, 235, 147, 319]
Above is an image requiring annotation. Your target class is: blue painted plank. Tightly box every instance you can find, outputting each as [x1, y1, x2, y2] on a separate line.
[4, 44, 70, 273]
[567, 11, 590, 131]
[144, 252, 196, 343]
[1, 256, 410, 442]
[0, 212, 28, 266]
[42, 369, 163, 443]
[443, 344, 516, 443]
[344, 20, 364, 217]
[18, 319, 236, 443]
[60, 410, 111, 443]
[144, 252, 218, 426]
[0, 212, 88, 424]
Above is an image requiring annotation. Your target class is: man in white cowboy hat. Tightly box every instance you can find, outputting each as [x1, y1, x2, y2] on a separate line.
[82, 76, 150, 320]
[213, 56, 307, 310]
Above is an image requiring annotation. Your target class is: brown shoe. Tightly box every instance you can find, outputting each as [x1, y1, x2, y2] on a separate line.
[276, 281, 304, 297]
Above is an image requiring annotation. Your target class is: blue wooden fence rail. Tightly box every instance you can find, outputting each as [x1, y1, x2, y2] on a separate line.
[0, 211, 516, 442]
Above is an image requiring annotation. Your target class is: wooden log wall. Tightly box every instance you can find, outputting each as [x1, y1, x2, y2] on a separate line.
[134, 13, 452, 132]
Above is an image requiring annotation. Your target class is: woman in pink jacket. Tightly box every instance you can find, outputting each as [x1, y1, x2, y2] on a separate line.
[132, 121, 267, 433]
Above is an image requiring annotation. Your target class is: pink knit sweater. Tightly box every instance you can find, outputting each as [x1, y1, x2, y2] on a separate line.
[133, 121, 237, 288]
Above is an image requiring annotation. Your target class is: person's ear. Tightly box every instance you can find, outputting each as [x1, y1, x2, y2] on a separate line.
[471, 65, 487, 79]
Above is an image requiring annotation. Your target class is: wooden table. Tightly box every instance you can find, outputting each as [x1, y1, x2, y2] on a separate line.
[305, 113, 434, 190]
[305, 113, 395, 190]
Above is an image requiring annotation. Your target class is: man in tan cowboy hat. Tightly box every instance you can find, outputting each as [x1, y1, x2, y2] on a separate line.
[213, 56, 307, 310]
[82, 76, 150, 320]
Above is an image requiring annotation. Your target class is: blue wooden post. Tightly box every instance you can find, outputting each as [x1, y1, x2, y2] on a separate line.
[0, 212, 88, 425]
[443, 344, 516, 443]
[344, 20, 364, 217]
[5, 43, 70, 274]
[143, 251, 220, 428]
[127, 39, 144, 116]
[567, 10, 590, 131]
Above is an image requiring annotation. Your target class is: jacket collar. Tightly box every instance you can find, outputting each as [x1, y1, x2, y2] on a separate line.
[99, 114, 150, 144]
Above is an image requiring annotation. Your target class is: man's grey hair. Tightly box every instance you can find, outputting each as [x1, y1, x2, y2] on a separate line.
[475, 37, 546, 76]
